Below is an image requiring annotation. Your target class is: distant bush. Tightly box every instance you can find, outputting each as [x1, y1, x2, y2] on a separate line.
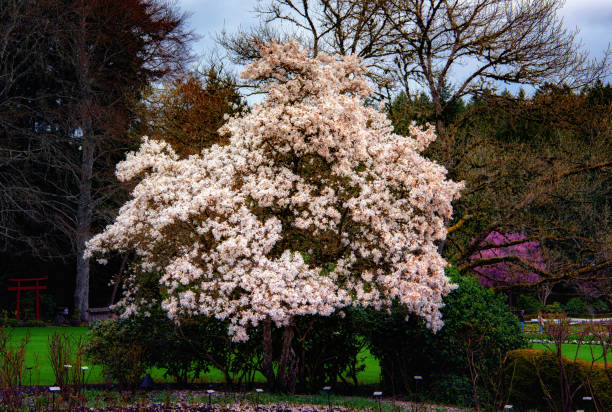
[516, 294, 542, 314]
[290, 311, 366, 392]
[544, 301, 564, 313]
[86, 314, 236, 386]
[151, 314, 261, 386]
[564, 297, 587, 316]
[591, 299, 609, 314]
[428, 374, 474, 406]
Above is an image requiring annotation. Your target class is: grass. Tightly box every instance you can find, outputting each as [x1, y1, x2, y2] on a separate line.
[4, 326, 381, 386]
[529, 341, 607, 364]
[8, 326, 105, 385]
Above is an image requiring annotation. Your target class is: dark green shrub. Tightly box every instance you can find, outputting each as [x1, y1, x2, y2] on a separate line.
[360, 267, 526, 407]
[159, 315, 261, 386]
[564, 297, 587, 316]
[544, 301, 564, 313]
[137, 314, 213, 384]
[86, 309, 365, 391]
[591, 299, 609, 314]
[428, 374, 474, 406]
[86, 313, 261, 387]
[516, 294, 542, 314]
[85, 318, 148, 387]
[290, 310, 366, 392]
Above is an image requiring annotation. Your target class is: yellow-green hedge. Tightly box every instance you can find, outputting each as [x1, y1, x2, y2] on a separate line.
[505, 349, 611, 411]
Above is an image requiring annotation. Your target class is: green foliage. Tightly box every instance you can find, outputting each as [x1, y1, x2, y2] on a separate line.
[85, 313, 261, 386]
[517, 294, 542, 314]
[289, 311, 366, 392]
[387, 91, 435, 132]
[409, 82, 612, 306]
[591, 299, 609, 314]
[138, 316, 211, 384]
[427, 374, 475, 406]
[564, 297, 587, 316]
[387, 84, 466, 134]
[85, 310, 366, 391]
[85, 319, 148, 387]
[544, 301, 564, 313]
[360, 267, 526, 406]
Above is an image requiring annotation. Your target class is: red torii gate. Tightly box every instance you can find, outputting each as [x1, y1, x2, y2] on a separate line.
[7, 277, 48, 321]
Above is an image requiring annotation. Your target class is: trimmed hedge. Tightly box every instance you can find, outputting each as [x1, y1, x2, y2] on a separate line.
[506, 348, 611, 411]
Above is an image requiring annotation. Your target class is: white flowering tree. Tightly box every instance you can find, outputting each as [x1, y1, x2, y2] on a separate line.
[86, 42, 463, 390]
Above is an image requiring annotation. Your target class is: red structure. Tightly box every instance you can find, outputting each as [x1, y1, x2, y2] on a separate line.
[7, 277, 48, 321]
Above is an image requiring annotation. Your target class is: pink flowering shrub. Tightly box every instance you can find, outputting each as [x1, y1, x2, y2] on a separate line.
[471, 231, 545, 288]
[85, 42, 463, 341]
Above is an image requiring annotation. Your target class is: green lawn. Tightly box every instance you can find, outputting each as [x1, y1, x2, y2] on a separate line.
[5, 327, 380, 386]
[8, 326, 105, 385]
[529, 341, 608, 364]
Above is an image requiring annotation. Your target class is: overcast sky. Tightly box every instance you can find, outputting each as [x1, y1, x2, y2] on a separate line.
[177, 0, 612, 85]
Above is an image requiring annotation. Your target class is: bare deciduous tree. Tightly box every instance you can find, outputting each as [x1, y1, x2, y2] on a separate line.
[0, 0, 193, 320]
[221, 0, 609, 113]
[217, 0, 398, 93]
[384, 0, 609, 130]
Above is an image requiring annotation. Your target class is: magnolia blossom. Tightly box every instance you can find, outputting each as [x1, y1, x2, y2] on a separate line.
[471, 231, 545, 287]
[86, 42, 463, 340]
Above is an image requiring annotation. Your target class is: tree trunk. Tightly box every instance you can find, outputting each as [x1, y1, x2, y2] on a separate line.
[277, 323, 299, 394]
[262, 317, 276, 388]
[73, 3, 93, 323]
[109, 255, 128, 306]
[74, 133, 93, 322]
[436, 116, 445, 139]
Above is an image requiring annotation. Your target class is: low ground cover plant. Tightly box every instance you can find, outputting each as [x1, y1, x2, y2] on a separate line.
[1, 387, 466, 411]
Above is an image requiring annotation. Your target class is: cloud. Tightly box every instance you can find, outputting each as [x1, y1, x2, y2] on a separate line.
[178, 0, 259, 58]
[561, 0, 612, 28]
[559, 0, 612, 65]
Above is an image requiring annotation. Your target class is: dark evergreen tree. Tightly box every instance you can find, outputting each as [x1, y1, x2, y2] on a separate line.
[0, 0, 194, 319]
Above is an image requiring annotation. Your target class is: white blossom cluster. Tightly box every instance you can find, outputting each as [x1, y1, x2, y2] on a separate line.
[86, 42, 463, 341]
